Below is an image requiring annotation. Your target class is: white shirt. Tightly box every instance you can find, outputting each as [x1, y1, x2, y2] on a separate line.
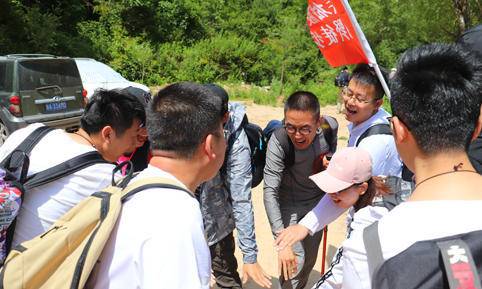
[0, 123, 115, 246]
[315, 206, 388, 289]
[347, 108, 402, 177]
[342, 200, 482, 289]
[89, 165, 211, 289]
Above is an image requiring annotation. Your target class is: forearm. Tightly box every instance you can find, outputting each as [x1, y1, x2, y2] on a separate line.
[263, 136, 286, 236]
[298, 194, 346, 234]
[229, 130, 258, 263]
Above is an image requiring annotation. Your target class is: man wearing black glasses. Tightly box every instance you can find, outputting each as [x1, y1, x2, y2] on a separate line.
[264, 91, 338, 289]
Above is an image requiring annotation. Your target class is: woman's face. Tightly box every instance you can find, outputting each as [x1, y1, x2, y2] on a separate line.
[328, 183, 366, 209]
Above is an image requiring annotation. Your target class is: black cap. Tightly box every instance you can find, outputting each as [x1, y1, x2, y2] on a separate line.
[458, 24, 482, 57]
[120, 86, 151, 108]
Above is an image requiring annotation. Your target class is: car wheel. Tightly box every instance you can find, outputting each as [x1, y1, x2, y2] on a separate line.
[0, 121, 9, 145]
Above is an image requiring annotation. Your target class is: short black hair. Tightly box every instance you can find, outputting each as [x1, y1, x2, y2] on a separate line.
[390, 43, 482, 155]
[284, 91, 320, 119]
[147, 82, 225, 158]
[81, 89, 146, 136]
[204, 83, 229, 115]
[350, 64, 387, 100]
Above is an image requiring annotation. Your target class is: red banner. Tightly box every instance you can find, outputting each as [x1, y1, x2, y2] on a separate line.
[307, 0, 369, 67]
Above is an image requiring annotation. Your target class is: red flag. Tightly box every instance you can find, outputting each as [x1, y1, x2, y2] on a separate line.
[307, 0, 371, 67]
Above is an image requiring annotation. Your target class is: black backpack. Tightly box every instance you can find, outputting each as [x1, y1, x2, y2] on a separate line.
[263, 116, 338, 169]
[225, 115, 267, 188]
[0, 126, 108, 261]
[364, 222, 482, 289]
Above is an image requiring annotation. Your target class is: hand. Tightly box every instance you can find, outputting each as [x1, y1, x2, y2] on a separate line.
[278, 246, 298, 280]
[242, 262, 272, 288]
[275, 224, 310, 251]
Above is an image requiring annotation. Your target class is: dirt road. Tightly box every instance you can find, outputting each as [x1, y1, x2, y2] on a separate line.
[215, 102, 350, 289]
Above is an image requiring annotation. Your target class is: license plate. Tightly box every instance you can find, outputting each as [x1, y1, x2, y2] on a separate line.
[45, 102, 67, 112]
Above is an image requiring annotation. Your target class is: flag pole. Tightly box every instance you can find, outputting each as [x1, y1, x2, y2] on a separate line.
[341, 0, 391, 99]
[372, 63, 391, 99]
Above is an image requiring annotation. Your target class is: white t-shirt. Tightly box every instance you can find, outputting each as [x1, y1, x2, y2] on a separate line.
[314, 206, 388, 289]
[347, 108, 402, 177]
[89, 165, 211, 289]
[342, 200, 482, 289]
[0, 123, 115, 246]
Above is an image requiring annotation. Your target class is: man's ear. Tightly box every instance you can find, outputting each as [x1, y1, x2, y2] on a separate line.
[100, 126, 114, 143]
[315, 114, 322, 127]
[471, 105, 482, 141]
[374, 98, 383, 110]
[392, 116, 409, 144]
[203, 134, 216, 160]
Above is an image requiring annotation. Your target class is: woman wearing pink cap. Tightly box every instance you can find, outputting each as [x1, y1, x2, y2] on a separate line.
[276, 147, 391, 288]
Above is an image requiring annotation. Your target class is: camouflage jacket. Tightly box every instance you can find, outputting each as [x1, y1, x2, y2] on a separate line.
[198, 102, 258, 264]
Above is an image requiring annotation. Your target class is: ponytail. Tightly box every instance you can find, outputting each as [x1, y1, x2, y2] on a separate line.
[353, 176, 391, 212]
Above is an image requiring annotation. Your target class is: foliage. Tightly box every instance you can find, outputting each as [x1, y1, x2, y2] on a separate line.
[1, 0, 480, 106]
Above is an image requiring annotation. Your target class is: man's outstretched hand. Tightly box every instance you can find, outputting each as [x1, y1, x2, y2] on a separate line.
[242, 262, 272, 288]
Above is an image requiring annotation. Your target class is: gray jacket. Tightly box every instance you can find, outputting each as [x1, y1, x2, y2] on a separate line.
[263, 128, 337, 235]
[198, 102, 258, 264]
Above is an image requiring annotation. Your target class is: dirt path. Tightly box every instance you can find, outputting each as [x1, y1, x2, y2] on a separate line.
[215, 102, 350, 289]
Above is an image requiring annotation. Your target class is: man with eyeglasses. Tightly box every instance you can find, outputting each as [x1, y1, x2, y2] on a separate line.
[343, 64, 402, 177]
[264, 91, 338, 289]
[272, 65, 403, 282]
[197, 84, 272, 289]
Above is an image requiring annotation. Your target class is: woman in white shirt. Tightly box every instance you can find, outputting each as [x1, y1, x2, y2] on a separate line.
[276, 147, 391, 288]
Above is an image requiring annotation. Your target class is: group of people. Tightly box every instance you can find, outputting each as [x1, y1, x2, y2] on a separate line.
[0, 34, 480, 289]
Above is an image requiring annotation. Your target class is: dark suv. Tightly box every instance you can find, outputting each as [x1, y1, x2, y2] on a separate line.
[0, 54, 86, 144]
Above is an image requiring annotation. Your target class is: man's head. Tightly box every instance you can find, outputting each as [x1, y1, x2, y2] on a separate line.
[147, 82, 227, 180]
[119, 86, 151, 152]
[81, 89, 146, 162]
[390, 43, 482, 170]
[343, 64, 386, 126]
[204, 83, 230, 124]
[284, 91, 321, 150]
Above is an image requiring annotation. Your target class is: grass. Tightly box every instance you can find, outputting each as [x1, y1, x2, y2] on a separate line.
[149, 82, 393, 113]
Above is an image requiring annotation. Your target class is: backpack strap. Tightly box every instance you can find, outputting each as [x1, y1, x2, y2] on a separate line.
[320, 115, 338, 153]
[0, 126, 54, 169]
[273, 127, 294, 168]
[120, 176, 193, 202]
[363, 221, 384, 282]
[23, 151, 108, 190]
[437, 238, 482, 289]
[219, 114, 248, 179]
[355, 123, 392, 147]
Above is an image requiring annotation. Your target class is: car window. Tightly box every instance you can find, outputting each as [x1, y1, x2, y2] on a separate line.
[0, 62, 12, 92]
[18, 59, 81, 91]
[95, 62, 127, 82]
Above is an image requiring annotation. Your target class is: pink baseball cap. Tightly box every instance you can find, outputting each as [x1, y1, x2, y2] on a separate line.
[309, 147, 372, 193]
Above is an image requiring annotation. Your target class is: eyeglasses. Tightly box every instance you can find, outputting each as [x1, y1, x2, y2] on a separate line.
[387, 116, 393, 129]
[342, 90, 371, 104]
[284, 124, 313, 135]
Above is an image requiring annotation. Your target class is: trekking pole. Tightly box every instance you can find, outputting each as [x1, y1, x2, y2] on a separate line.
[321, 226, 328, 275]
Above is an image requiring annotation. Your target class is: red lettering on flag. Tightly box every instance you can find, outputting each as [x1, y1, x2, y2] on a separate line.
[307, 0, 369, 66]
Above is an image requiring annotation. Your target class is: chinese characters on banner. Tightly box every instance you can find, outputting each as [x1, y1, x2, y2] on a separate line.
[307, 0, 369, 67]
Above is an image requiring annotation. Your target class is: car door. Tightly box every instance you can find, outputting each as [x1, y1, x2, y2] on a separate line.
[17, 58, 84, 119]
